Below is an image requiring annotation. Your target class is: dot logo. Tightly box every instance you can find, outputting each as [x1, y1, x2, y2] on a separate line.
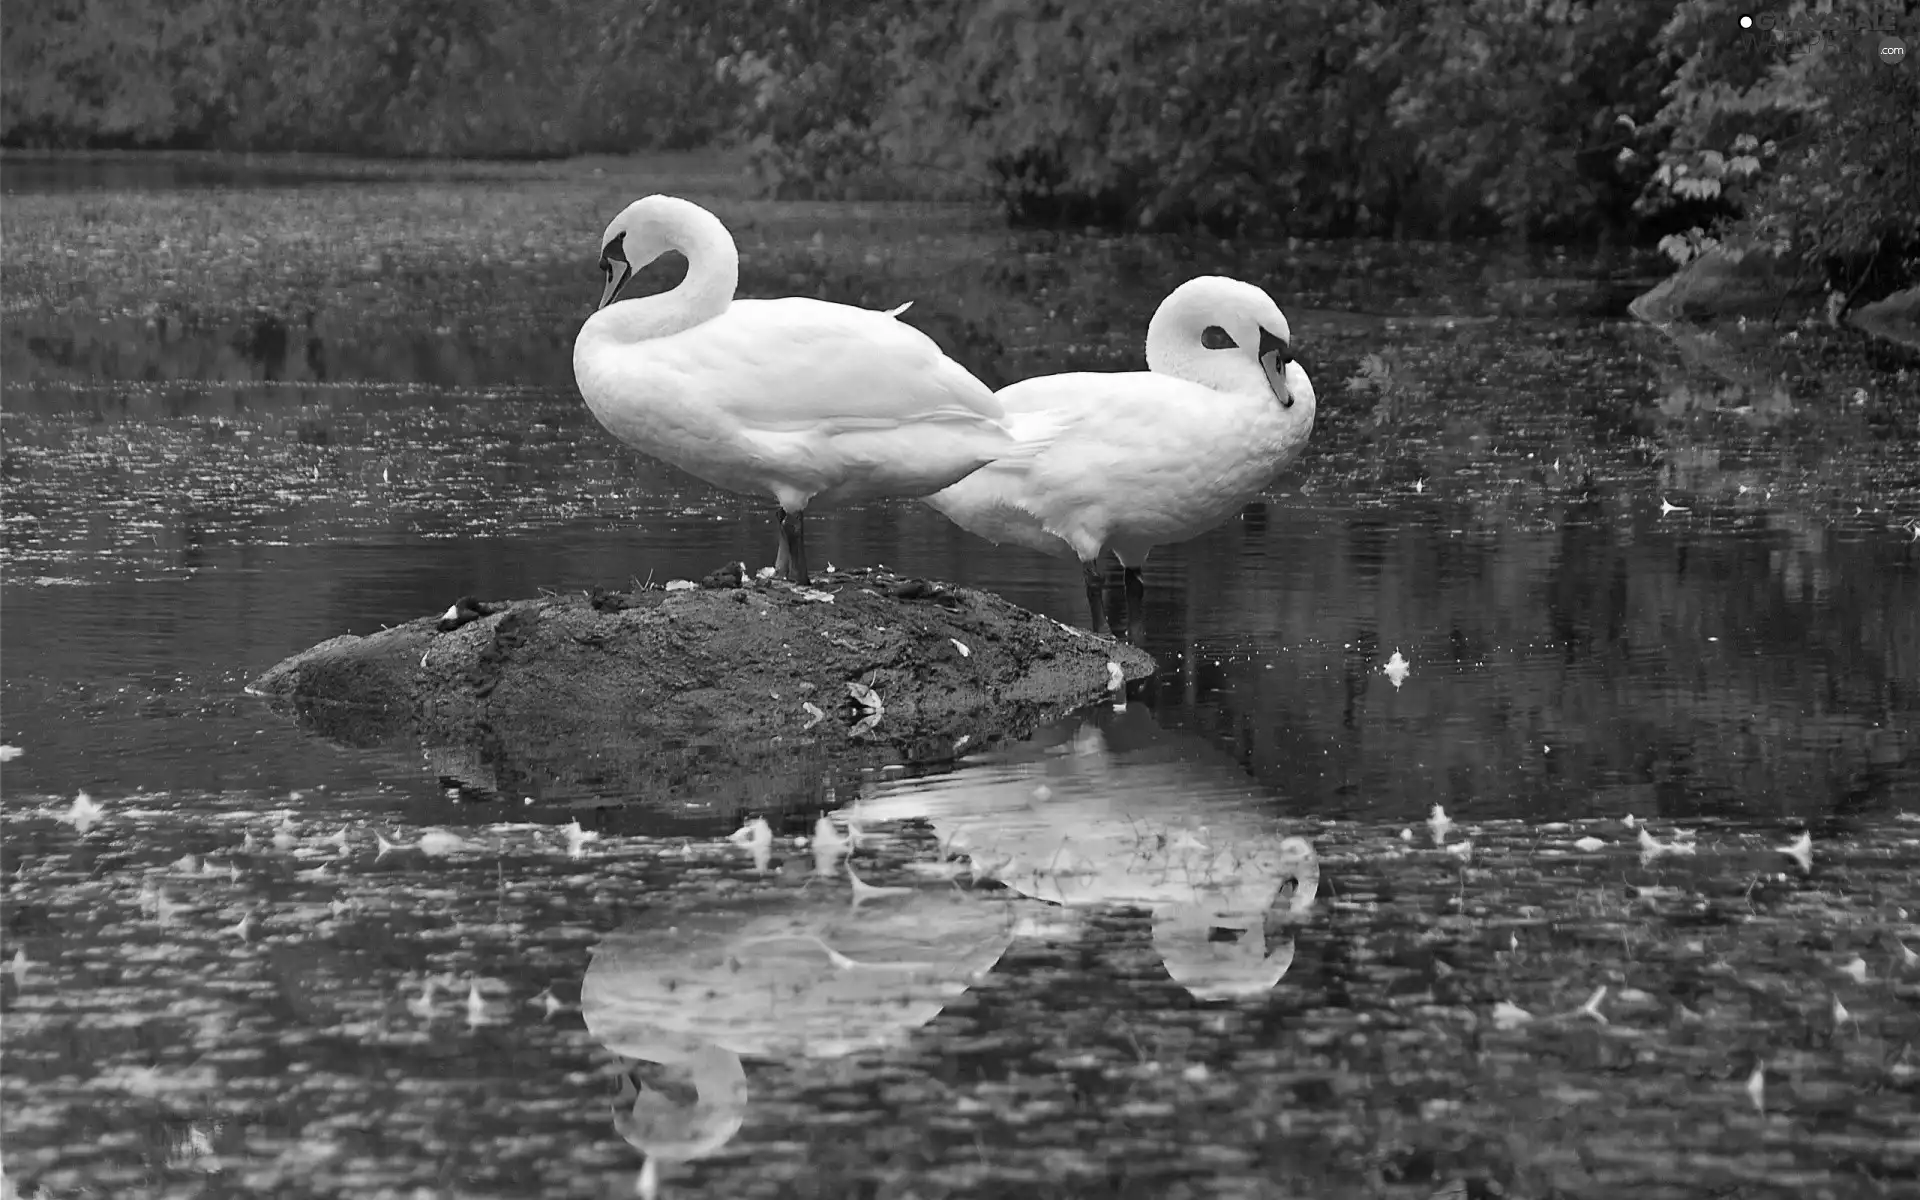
[1882, 35, 1907, 64]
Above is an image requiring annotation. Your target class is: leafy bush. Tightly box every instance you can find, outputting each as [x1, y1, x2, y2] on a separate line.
[737, 0, 1443, 231]
[701, 0, 989, 201]
[1, 0, 745, 155]
[1, 0, 231, 148]
[1638, 0, 1920, 300]
[729, 0, 1907, 262]
[1390, 0, 1673, 239]
[726, 0, 1681, 240]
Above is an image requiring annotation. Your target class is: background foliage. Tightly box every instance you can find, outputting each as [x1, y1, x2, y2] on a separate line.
[1, 0, 746, 155]
[5, 0, 1916, 290]
[1636, 0, 1919, 301]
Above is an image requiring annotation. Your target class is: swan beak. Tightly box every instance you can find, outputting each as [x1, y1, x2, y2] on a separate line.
[1258, 327, 1295, 409]
[599, 263, 631, 311]
[598, 232, 632, 310]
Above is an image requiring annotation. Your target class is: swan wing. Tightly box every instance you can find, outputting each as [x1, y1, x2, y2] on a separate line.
[650, 297, 1006, 431]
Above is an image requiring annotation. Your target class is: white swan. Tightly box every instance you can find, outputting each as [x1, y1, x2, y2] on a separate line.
[923, 276, 1317, 633]
[573, 194, 1028, 584]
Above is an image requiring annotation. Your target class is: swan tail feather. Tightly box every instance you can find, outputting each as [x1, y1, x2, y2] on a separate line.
[925, 475, 1047, 532]
[924, 447, 1070, 558]
[882, 301, 914, 319]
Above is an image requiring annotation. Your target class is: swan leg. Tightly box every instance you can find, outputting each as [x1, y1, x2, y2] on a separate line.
[773, 515, 792, 580]
[1081, 559, 1109, 635]
[780, 508, 811, 585]
[1123, 566, 1145, 641]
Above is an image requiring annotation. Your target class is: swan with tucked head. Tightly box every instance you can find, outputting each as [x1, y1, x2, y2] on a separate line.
[573, 195, 1027, 584]
[923, 276, 1317, 633]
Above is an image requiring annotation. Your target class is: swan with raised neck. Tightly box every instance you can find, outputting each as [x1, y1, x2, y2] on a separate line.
[573, 194, 1028, 585]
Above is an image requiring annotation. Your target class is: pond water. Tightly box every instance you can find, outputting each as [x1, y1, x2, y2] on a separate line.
[3, 154, 1918, 1199]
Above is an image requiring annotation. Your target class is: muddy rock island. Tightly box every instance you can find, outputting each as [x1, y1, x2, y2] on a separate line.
[250, 567, 1157, 812]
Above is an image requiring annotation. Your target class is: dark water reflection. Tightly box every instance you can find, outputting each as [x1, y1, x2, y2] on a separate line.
[5, 159, 1920, 1197]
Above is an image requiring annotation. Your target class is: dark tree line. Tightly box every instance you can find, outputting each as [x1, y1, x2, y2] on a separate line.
[5, 0, 1916, 293]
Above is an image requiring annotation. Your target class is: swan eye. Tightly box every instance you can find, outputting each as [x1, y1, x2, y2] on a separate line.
[599, 231, 629, 270]
[1201, 325, 1238, 350]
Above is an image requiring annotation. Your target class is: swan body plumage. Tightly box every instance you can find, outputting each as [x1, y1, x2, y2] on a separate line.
[573, 194, 1025, 582]
[924, 275, 1316, 632]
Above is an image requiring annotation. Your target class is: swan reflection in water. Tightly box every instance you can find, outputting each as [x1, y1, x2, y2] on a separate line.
[855, 701, 1320, 1000]
[580, 876, 1016, 1196]
[581, 702, 1315, 1192]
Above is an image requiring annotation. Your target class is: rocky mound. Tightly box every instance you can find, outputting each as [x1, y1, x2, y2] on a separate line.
[1850, 287, 1920, 354]
[249, 566, 1157, 814]
[1630, 247, 1920, 358]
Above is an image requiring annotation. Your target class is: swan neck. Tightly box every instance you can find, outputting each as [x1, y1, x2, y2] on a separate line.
[595, 203, 740, 343]
[1143, 306, 1186, 377]
[1144, 299, 1216, 383]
